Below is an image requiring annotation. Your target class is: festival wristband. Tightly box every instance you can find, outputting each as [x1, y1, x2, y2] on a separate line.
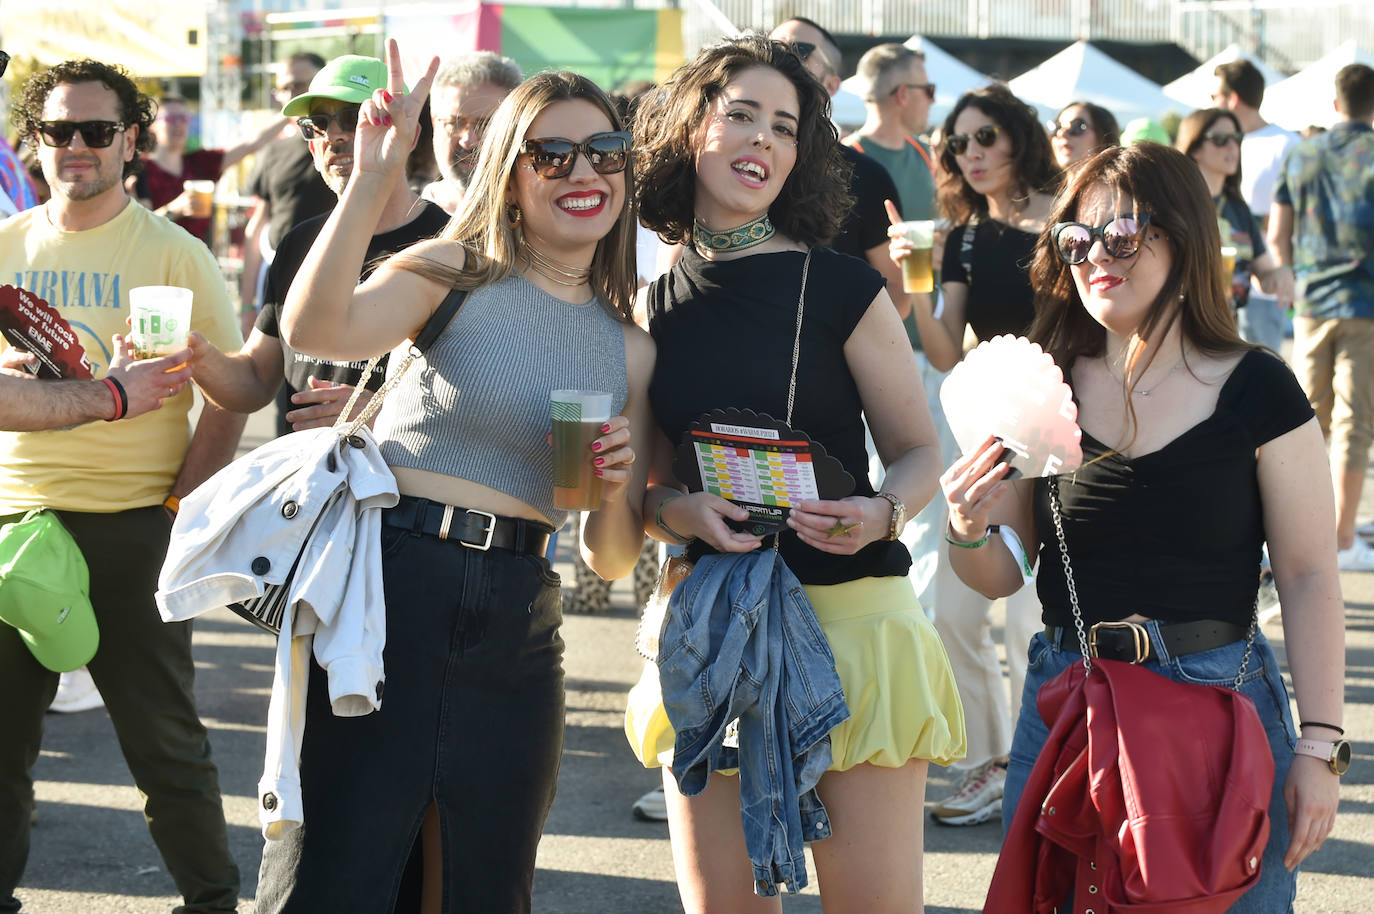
[101, 376, 128, 421]
[656, 493, 693, 544]
[945, 523, 996, 549]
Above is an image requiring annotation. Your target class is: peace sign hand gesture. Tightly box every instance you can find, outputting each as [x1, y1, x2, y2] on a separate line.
[353, 38, 440, 183]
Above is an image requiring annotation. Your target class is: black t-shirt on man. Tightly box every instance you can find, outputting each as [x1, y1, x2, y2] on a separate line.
[247, 137, 337, 249]
[830, 144, 901, 259]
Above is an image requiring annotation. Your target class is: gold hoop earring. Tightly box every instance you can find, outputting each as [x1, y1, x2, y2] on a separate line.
[507, 204, 522, 227]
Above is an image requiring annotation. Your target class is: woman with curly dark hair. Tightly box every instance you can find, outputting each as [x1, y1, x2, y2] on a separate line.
[624, 34, 964, 912]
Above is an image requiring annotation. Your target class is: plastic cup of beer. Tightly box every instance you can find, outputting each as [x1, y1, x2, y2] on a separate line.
[1220, 245, 1237, 281]
[896, 220, 936, 293]
[552, 390, 613, 511]
[184, 180, 214, 219]
[128, 286, 193, 360]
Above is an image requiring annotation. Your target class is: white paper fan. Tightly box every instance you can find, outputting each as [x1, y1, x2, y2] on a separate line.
[939, 335, 1083, 478]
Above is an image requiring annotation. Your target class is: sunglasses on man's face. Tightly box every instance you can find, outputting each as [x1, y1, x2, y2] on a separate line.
[1202, 131, 1243, 148]
[1051, 118, 1091, 138]
[0, 50, 10, 79]
[518, 131, 632, 179]
[945, 125, 1000, 156]
[1051, 213, 1151, 265]
[789, 42, 834, 76]
[296, 106, 361, 140]
[36, 120, 127, 149]
[891, 83, 936, 102]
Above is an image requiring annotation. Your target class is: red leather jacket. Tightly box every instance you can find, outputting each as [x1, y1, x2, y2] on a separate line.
[985, 659, 1274, 914]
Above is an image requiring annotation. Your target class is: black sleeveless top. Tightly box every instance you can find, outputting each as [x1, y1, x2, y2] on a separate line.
[941, 219, 1038, 340]
[646, 246, 911, 585]
[1033, 350, 1314, 626]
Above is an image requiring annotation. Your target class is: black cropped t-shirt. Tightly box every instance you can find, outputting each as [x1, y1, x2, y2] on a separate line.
[646, 246, 912, 585]
[1033, 350, 1314, 627]
[941, 219, 1039, 340]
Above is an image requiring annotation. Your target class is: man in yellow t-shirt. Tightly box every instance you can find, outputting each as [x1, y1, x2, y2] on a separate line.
[0, 59, 244, 913]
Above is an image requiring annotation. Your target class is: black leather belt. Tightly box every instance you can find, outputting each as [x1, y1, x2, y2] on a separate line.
[1044, 619, 1250, 664]
[384, 495, 553, 557]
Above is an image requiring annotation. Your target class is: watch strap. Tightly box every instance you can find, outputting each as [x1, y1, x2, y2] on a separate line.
[1294, 738, 1340, 773]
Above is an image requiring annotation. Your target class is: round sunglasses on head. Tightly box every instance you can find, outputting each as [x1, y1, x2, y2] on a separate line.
[945, 125, 1000, 156]
[1202, 132, 1243, 148]
[296, 105, 361, 140]
[36, 120, 127, 149]
[1051, 213, 1151, 265]
[1050, 118, 1091, 138]
[518, 131, 632, 179]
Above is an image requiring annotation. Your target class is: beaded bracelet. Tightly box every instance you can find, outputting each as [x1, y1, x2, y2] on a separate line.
[656, 493, 694, 544]
[945, 523, 998, 549]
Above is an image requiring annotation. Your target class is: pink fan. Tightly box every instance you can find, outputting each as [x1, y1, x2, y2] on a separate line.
[939, 335, 1082, 478]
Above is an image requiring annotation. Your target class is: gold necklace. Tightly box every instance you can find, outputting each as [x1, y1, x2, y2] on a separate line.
[524, 245, 591, 287]
[1105, 354, 1184, 397]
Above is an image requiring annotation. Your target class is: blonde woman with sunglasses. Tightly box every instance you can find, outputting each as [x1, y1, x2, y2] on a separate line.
[255, 40, 653, 913]
[887, 83, 1063, 829]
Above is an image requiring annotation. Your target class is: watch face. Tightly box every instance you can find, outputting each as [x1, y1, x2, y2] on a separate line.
[1333, 740, 1353, 775]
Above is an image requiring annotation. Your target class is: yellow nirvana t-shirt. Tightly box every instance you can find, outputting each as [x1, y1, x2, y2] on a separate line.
[0, 201, 243, 512]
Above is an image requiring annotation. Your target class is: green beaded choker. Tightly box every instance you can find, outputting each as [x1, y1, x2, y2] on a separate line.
[692, 213, 775, 254]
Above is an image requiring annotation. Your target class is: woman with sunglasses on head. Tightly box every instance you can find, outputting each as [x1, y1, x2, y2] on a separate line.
[1049, 100, 1120, 170]
[888, 82, 1061, 829]
[626, 34, 963, 913]
[254, 40, 653, 914]
[943, 143, 1343, 909]
[1176, 107, 1295, 327]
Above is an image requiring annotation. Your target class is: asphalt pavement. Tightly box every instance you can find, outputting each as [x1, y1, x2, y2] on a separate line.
[15, 400, 1374, 913]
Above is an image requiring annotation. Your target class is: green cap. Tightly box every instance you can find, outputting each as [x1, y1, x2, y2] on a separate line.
[281, 55, 403, 117]
[0, 509, 97, 673]
[1120, 117, 1171, 146]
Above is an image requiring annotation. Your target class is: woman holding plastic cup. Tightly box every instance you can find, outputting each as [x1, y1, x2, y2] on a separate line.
[626, 35, 963, 911]
[256, 39, 653, 913]
[1175, 107, 1294, 323]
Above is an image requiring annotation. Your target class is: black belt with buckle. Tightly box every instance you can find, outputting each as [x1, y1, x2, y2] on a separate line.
[384, 495, 553, 556]
[1044, 619, 1250, 664]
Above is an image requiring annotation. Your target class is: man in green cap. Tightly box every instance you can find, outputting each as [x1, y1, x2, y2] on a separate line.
[189, 54, 448, 437]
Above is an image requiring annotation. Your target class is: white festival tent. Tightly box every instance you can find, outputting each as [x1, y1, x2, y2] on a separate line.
[1008, 41, 1180, 126]
[835, 35, 997, 130]
[1260, 40, 1374, 131]
[1162, 44, 1287, 110]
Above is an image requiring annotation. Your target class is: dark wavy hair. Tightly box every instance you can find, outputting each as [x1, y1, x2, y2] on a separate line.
[1175, 108, 1243, 205]
[635, 34, 851, 247]
[937, 84, 1061, 225]
[1027, 143, 1251, 443]
[13, 59, 155, 178]
[1056, 100, 1122, 151]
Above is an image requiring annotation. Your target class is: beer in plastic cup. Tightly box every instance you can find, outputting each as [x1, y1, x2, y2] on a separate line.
[184, 180, 214, 219]
[551, 390, 613, 511]
[129, 286, 193, 360]
[1220, 246, 1237, 282]
[896, 220, 936, 293]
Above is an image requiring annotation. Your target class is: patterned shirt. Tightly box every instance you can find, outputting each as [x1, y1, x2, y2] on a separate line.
[1273, 121, 1374, 320]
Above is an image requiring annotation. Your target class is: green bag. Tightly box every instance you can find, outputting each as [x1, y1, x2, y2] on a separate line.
[0, 509, 98, 672]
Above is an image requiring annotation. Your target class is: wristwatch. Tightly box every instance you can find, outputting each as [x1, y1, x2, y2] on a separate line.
[876, 492, 906, 541]
[1294, 737, 1353, 775]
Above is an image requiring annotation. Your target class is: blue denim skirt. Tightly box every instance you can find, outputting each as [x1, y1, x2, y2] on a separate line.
[1003, 623, 1298, 914]
[255, 519, 566, 914]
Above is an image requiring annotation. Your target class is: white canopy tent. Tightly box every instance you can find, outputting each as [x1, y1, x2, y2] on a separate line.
[1162, 44, 1287, 110]
[1261, 40, 1374, 131]
[1008, 41, 1180, 126]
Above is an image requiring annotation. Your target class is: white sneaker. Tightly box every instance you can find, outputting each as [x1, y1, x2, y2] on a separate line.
[631, 785, 668, 822]
[48, 667, 104, 714]
[931, 759, 1006, 826]
[1337, 537, 1374, 572]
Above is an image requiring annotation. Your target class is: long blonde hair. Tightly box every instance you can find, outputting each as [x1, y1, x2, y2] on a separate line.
[391, 71, 637, 322]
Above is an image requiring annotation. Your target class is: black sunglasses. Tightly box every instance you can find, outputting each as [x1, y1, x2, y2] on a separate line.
[518, 131, 632, 179]
[945, 125, 1000, 156]
[0, 50, 9, 79]
[296, 106, 361, 140]
[1051, 213, 1151, 265]
[891, 82, 936, 102]
[1051, 118, 1091, 138]
[1202, 132, 1243, 148]
[36, 120, 127, 149]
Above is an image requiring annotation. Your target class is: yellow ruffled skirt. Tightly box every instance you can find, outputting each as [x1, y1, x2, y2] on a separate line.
[625, 574, 966, 771]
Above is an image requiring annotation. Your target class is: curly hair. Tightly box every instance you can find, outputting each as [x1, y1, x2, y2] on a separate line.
[936, 84, 1061, 225]
[389, 71, 638, 323]
[1175, 108, 1243, 205]
[635, 34, 851, 247]
[12, 59, 155, 178]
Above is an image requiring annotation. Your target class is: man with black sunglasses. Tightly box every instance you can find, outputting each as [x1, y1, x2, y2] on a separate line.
[846, 43, 937, 231]
[190, 53, 448, 439]
[0, 58, 246, 914]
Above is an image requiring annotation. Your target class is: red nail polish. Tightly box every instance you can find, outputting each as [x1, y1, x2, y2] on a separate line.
[593, 456, 605, 467]
[600, 423, 612, 433]
[594, 468, 604, 477]
[591, 441, 603, 452]
[382, 90, 393, 102]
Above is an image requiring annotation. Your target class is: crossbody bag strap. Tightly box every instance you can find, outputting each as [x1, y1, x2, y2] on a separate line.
[336, 285, 470, 436]
[959, 214, 978, 288]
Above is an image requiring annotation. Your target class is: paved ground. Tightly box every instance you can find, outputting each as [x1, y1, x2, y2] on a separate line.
[14, 400, 1374, 912]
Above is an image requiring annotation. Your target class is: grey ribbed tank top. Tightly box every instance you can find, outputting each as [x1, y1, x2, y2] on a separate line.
[375, 273, 628, 528]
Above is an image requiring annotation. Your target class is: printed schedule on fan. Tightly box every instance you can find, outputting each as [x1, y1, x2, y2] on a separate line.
[691, 422, 820, 507]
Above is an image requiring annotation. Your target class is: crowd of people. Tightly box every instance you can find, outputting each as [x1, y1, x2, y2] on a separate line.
[0, 16, 1366, 913]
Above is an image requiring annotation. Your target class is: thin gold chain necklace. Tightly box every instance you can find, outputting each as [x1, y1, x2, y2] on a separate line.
[525, 244, 591, 287]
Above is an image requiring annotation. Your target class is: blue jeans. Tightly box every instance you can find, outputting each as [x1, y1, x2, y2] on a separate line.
[1004, 626, 1298, 914]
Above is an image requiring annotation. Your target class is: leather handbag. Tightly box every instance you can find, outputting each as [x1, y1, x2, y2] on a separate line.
[224, 286, 468, 634]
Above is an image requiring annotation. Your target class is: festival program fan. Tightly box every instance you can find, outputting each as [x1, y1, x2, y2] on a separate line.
[0, 285, 94, 379]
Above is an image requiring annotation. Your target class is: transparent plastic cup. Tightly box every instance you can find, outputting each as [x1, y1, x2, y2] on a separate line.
[1220, 245, 1238, 281]
[128, 286, 192, 359]
[551, 390, 613, 511]
[895, 220, 936, 293]
[184, 180, 214, 219]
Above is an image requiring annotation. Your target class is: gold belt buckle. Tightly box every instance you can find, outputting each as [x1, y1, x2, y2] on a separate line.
[1088, 621, 1150, 664]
